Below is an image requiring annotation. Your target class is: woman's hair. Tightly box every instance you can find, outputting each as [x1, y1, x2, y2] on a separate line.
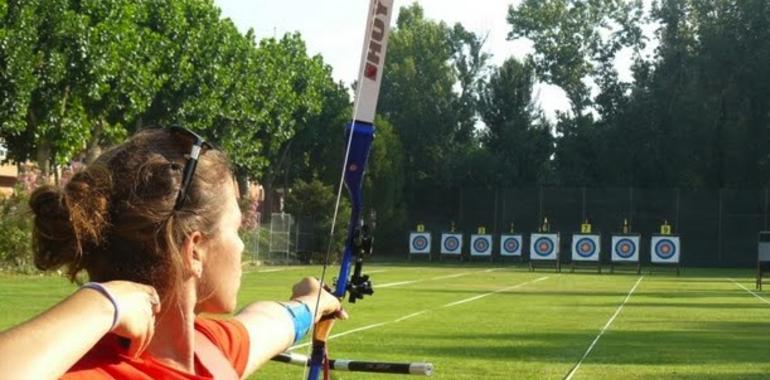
[28, 128, 232, 306]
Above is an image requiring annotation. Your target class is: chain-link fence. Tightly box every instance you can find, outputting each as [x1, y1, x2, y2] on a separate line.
[408, 187, 770, 267]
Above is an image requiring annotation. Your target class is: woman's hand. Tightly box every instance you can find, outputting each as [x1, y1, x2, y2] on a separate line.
[290, 277, 348, 321]
[97, 281, 162, 357]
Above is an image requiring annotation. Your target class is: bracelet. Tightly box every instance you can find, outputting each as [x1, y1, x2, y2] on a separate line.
[281, 301, 313, 344]
[81, 282, 120, 331]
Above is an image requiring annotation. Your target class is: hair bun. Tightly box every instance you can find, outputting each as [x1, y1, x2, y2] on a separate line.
[65, 166, 113, 247]
[29, 186, 78, 270]
[29, 166, 113, 274]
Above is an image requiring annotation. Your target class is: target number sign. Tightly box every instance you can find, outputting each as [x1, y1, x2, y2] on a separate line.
[441, 233, 463, 255]
[611, 235, 640, 262]
[572, 234, 600, 261]
[409, 232, 431, 254]
[500, 234, 522, 256]
[470, 234, 492, 256]
[530, 233, 559, 260]
[651, 235, 680, 263]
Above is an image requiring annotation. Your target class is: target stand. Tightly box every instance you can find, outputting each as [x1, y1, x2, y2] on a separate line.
[610, 234, 641, 274]
[470, 234, 493, 262]
[408, 232, 432, 262]
[757, 232, 770, 290]
[440, 233, 464, 262]
[649, 234, 681, 276]
[570, 233, 602, 273]
[499, 234, 524, 264]
[529, 233, 561, 272]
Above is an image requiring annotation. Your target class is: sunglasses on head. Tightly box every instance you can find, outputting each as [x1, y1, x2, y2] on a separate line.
[169, 126, 215, 210]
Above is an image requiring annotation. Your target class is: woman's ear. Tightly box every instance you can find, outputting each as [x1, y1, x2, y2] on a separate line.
[181, 231, 205, 279]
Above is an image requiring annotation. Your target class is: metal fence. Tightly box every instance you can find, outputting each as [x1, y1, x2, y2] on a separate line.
[408, 187, 770, 267]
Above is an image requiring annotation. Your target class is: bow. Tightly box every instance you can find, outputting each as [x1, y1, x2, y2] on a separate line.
[273, 1, 432, 378]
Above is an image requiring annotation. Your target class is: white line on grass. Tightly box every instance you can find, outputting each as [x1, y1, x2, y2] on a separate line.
[377, 268, 502, 288]
[441, 276, 549, 308]
[732, 280, 770, 305]
[378, 280, 422, 288]
[564, 276, 644, 380]
[255, 268, 293, 273]
[288, 275, 548, 351]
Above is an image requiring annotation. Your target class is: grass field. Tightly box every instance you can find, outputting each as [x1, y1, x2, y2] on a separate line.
[1, 264, 768, 379]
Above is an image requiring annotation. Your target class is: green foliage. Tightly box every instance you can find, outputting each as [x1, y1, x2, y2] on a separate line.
[364, 116, 407, 252]
[478, 57, 554, 187]
[0, 192, 34, 273]
[509, 0, 770, 188]
[284, 179, 350, 262]
[379, 3, 489, 200]
[508, 0, 644, 114]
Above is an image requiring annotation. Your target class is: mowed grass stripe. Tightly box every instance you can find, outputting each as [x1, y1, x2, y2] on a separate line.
[377, 268, 503, 288]
[3, 267, 768, 380]
[732, 279, 770, 305]
[571, 273, 770, 379]
[564, 276, 644, 380]
[288, 275, 550, 351]
[358, 271, 644, 380]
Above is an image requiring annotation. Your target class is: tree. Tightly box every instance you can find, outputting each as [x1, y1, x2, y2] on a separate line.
[379, 3, 487, 199]
[478, 57, 553, 187]
[507, 0, 644, 116]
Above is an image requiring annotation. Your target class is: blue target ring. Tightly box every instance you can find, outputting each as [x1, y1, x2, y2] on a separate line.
[473, 237, 490, 253]
[614, 238, 636, 258]
[655, 239, 676, 259]
[534, 237, 555, 257]
[412, 236, 428, 251]
[444, 236, 460, 251]
[575, 237, 597, 258]
[503, 237, 520, 254]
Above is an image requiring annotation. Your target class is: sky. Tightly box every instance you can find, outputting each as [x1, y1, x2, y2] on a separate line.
[213, 0, 654, 121]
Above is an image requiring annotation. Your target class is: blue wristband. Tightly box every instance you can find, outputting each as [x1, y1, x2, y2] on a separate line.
[282, 302, 313, 344]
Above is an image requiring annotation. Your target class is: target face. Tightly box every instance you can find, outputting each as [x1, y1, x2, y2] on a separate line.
[655, 240, 675, 259]
[500, 235, 522, 256]
[571, 234, 600, 262]
[651, 236, 680, 263]
[530, 233, 559, 260]
[615, 239, 635, 258]
[611, 235, 640, 262]
[412, 236, 428, 251]
[470, 235, 492, 256]
[409, 232, 431, 254]
[505, 238, 519, 252]
[444, 236, 460, 251]
[535, 238, 554, 256]
[441, 233, 463, 255]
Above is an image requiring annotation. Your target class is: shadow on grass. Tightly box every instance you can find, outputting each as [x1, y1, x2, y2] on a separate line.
[412, 288, 750, 300]
[385, 319, 770, 367]
[564, 302, 770, 309]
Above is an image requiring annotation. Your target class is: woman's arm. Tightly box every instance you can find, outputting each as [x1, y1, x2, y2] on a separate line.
[0, 281, 160, 380]
[235, 277, 344, 377]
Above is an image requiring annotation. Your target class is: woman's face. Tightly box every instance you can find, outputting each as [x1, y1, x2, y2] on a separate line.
[197, 180, 244, 313]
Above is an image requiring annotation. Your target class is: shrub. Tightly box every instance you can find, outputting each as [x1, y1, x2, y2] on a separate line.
[0, 191, 35, 273]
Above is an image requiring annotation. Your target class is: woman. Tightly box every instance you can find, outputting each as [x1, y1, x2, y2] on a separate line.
[0, 127, 343, 379]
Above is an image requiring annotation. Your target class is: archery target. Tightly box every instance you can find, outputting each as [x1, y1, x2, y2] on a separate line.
[500, 234, 523, 256]
[441, 233, 463, 255]
[611, 235, 640, 262]
[530, 233, 559, 260]
[651, 235, 680, 264]
[409, 232, 431, 254]
[572, 234, 600, 261]
[470, 234, 492, 256]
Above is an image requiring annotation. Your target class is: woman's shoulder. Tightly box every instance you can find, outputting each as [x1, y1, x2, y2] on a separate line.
[194, 316, 250, 377]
